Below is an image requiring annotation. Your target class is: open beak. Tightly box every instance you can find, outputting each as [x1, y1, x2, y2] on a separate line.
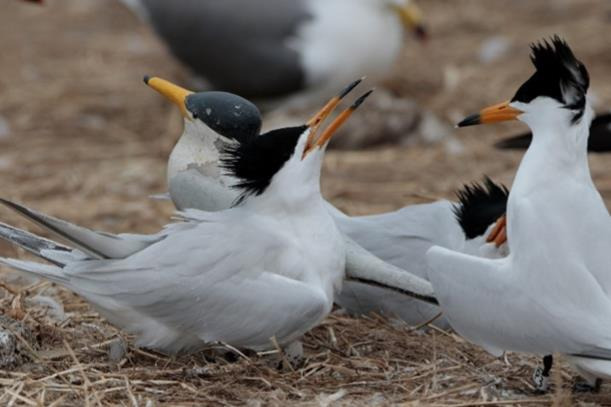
[302, 89, 374, 159]
[144, 75, 193, 117]
[304, 77, 364, 150]
[397, 3, 427, 42]
[457, 100, 523, 127]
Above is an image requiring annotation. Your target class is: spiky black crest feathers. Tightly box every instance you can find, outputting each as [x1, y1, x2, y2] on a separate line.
[453, 177, 509, 239]
[511, 36, 589, 123]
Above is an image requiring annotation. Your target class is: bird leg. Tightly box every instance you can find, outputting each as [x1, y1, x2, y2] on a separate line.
[284, 341, 304, 367]
[486, 214, 507, 247]
[573, 376, 602, 393]
[532, 354, 553, 393]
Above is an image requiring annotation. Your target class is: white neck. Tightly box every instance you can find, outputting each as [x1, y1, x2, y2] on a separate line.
[244, 146, 325, 216]
[507, 102, 602, 257]
[516, 114, 591, 186]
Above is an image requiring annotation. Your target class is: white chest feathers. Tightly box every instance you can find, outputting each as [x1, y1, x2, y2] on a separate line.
[291, 0, 404, 88]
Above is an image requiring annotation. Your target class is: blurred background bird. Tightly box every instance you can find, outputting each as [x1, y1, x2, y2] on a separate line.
[119, 0, 426, 109]
[118, 0, 445, 148]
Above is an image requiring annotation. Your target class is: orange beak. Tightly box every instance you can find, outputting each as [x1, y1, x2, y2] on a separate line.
[457, 100, 523, 127]
[303, 77, 364, 150]
[302, 88, 373, 159]
[486, 215, 507, 247]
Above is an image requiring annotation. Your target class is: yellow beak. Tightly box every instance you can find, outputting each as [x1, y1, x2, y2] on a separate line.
[396, 2, 427, 41]
[144, 76, 193, 117]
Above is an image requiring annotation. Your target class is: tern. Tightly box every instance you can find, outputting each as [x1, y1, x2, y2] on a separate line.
[121, 0, 425, 109]
[0, 91, 376, 355]
[145, 76, 509, 328]
[427, 36, 611, 391]
[144, 76, 264, 211]
[334, 177, 509, 327]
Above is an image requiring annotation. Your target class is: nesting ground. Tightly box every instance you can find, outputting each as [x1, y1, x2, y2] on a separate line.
[1, 0, 611, 405]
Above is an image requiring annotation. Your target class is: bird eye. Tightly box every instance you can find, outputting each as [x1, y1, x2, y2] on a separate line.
[192, 112, 198, 119]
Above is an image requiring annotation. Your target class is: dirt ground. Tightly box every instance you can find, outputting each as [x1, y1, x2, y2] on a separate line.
[1, 0, 611, 405]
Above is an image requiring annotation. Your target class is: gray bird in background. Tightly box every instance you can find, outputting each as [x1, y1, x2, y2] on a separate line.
[120, 0, 426, 110]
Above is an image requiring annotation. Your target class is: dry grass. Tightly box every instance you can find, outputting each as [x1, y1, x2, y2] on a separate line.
[1, 0, 611, 405]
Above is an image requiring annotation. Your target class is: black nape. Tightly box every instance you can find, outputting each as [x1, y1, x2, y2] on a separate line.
[220, 125, 308, 203]
[185, 92, 262, 143]
[453, 177, 509, 239]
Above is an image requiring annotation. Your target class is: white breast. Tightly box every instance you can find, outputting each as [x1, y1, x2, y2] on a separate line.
[291, 0, 404, 89]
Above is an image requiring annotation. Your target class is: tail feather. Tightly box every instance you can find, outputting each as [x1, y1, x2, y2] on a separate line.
[0, 222, 83, 266]
[0, 199, 154, 259]
[0, 257, 67, 284]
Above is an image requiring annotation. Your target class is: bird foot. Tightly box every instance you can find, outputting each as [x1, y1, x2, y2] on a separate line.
[283, 340, 304, 368]
[532, 366, 550, 393]
[573, 378, 602, 393]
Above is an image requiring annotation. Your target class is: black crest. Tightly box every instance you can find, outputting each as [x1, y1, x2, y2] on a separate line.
[511, 36, 589, 123]
[220, 125, 306, 203]
[186, 91, 262, 143]
[453, 177, 509, 239]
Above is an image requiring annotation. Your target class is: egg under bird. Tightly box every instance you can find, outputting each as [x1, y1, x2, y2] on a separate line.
[121, 0, 425, 109]
[427, 36, 611, 392]
[0, 92, 374, 355]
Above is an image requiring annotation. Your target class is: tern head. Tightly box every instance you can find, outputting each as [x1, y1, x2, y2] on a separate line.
[385, 0, 427, 41]
[457, 36, 592, 132]
[453, 177, 509, 240]
[221, 79, 373, 205]
[144, 76, 262, 144]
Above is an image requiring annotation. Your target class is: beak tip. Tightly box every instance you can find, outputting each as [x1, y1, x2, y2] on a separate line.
[415, 25, 428, 42]
[352, 89, 374, 109]
[456, 114, 481, 128]
[143, 75, 151, 85]
[339, 78, 364, 100]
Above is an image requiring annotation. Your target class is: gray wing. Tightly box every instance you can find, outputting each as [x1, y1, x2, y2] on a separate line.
[63, 210, 328, 352]
[0, 198, 162, 259]
[139, 0, 311, 97]
[334, 200, 463, 280]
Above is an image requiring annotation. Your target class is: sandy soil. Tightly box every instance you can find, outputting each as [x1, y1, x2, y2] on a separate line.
[1, 0, 611, 405]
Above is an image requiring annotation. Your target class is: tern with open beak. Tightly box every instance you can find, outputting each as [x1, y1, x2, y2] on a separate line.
[427, 36, 611, 392]
[145, 76, 512, 328]
[0, 90, 375, 355]
[145, 76, 438, 309]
